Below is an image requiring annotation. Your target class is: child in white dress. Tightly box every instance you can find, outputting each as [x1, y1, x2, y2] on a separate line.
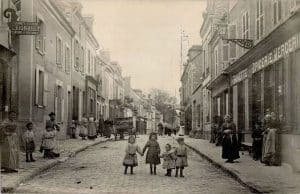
[123, 135, 143, 174]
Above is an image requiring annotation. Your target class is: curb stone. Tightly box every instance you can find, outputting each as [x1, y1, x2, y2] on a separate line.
[1, 139, 109, 193]
[185, 143, 264, 194]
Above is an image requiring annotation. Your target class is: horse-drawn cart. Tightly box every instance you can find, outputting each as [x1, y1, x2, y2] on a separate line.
[113, 117, 134, 140]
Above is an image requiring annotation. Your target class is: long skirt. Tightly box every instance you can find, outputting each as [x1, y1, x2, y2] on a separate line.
[145, 150, 161, 165]
[222, 134, 240, 160]
[1, 133, 19, 170]
[252, 139, 262, 160]
[123, 153, 138, 167]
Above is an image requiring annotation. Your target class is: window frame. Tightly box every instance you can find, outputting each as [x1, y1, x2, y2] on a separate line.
[65, 44, 71, 74]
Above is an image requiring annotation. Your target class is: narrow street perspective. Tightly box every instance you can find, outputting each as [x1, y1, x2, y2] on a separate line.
[1, 0, 300, 193]
[14, 136, 251, 194]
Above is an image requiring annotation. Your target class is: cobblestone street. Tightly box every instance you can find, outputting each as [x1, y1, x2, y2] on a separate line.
[14, 136, 251, 194]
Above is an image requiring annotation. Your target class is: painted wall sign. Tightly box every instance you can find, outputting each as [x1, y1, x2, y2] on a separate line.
[232, 68, 248, 85]
[252, 33, 300, 74]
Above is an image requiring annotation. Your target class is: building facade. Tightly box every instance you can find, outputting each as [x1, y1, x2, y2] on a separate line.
[185, 0, 300, 171]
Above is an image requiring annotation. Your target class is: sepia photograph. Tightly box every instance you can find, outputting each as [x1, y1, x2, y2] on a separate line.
[1, 0, 300, 193]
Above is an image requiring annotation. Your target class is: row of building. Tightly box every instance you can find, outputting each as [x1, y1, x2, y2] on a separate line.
[180, 0, 300, 171]
[0, 0, 162, 141]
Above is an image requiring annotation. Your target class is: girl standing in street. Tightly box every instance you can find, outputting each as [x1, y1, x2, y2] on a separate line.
[24, 122, 36, 162]
[123, 135, 143, 175]
[221, 115, 240, 163]
[160, 143, 176, 177]
[174, 137, 188, 177]
[79, 118, 88, 140]
[143, 133, 161, 175]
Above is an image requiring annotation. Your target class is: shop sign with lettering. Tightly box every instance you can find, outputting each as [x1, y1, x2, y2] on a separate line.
[8, 21, 40, 35]
[231, 69, 248, 85]
[252, 33, 300, 74]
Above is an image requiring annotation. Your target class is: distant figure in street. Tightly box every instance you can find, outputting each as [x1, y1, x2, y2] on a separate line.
[87, 117, 97, 140]
[159, 143, 176, 177]
[123, 135, 143, 175]
[24, 122, 36, 162]
[210, 115, 219, 143]
[70, 120, 77, 139]
[104, 120, 112, 138]
[143, 132, 161, 175]
[0, 111, 19, 173]
[97, 115, 104, 137]
[261, 114, 281, 166]
[158, 123, 163, 136]
[174, 137, 188, 177]
[221, 115, 240, 163]
[79, 118, 88, 140]
[252, 121, 263, 161]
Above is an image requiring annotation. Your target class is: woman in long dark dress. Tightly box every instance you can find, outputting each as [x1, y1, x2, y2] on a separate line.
[221, 115, 240, 163]
[252, 121, 263, 161]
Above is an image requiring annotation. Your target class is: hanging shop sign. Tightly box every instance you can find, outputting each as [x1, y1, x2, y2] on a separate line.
[231, 68, 248, 85]
[4, 8, 40, 35]
[7, 21, 39, 35]
[252, 32, 300, 74]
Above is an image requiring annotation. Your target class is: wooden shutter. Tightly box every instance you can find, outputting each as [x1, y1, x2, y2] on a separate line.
[54, 85, 58, 117]
[35, 68, 39, 105]
[43, 36, 46, 53]
[61, 88, 65, 122]
[229, 24, 236, 59]
[43, 73, 48, 106]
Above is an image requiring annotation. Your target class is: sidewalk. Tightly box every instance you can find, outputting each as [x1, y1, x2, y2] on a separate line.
[184, 137, 300, 194]
[1, 137, 108, 193]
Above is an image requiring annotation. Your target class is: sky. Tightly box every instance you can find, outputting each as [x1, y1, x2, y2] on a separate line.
[80, 0, 206, 97]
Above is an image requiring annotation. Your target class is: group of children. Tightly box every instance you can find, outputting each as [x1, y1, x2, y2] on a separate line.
[123, 133, 188, 177]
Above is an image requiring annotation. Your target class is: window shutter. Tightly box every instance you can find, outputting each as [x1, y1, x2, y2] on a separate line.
[43, 36, 46, 53]
[43, 73, 48, 106]
[229, 24, 236, 59]
[35, 36, 40, 50]
[61, 98, 65, 122]
[223, 44, 229, 61]
[56, 37, 59, 64]
[54, 86, 58, 117]
[35, 68, 39, 105]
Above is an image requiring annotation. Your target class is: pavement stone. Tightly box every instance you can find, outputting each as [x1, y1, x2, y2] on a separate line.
[0, 137, 108, 193]
[184, 136, 300, 194]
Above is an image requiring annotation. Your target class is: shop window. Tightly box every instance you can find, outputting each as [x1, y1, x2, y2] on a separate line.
[252, 71, 262, 125]
[223, 43, 229, 62]
[264, 65, 275, 114]
[238, 81, 245, 131]
[256, 0, 264, 40]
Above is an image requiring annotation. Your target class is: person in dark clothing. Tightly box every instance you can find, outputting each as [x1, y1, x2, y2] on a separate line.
[252, 121, 263, 161]
[221, 115, 240, 163]
[98, 115, 104, 137]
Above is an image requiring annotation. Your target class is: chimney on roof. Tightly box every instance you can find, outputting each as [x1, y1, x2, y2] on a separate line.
[83, 15, 94, 33]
